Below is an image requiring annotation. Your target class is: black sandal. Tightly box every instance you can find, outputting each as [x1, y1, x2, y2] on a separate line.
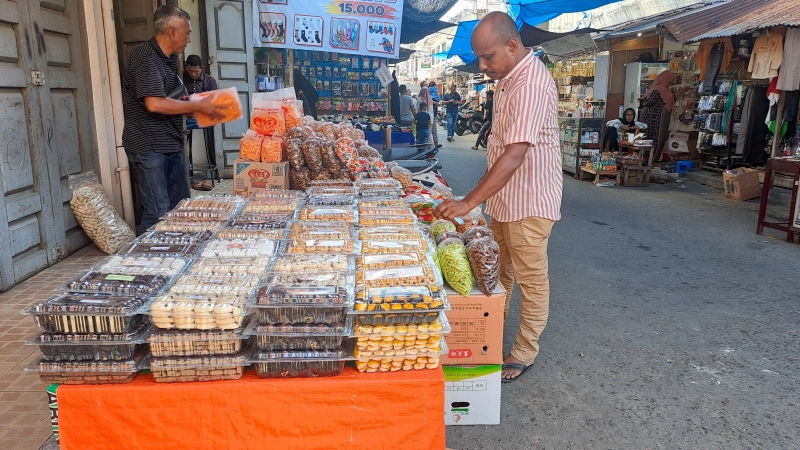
[501, 363, 532, 383]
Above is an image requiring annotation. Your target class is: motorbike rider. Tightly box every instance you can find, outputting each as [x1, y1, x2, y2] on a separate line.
[471, 90, 494, 150]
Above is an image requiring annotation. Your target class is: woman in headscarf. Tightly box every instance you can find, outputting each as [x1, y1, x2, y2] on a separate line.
[603, 108, 647, 152]
[638, 70, 675, 160]
[293, 68, 318, 119]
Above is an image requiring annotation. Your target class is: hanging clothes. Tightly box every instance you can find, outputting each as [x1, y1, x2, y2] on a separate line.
[700, 43, 726, 94]
[777, 27, 800, 91]
[749, 32, 784, 80]
[695, 38, 734, 80]
[737, 84, 771, 166]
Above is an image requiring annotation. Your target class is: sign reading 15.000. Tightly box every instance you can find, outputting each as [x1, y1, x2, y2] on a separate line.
[253, 0, 403, 58]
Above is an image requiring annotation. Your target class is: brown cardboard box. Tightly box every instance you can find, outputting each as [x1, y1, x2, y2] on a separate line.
[233, 159, 289, 195]
[441, 285, 505, 366]
[723, 167, 761, 201]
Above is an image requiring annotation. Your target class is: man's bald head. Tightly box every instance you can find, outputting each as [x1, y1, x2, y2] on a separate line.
[470, 11, 528, 80]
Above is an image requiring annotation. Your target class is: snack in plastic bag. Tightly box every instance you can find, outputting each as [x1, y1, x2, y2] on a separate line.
[282, 98, 302, 129]
[354, 128, 365, 140]
[334, 137, 357, 163]
[319, 122, 337, 140]
[455, 205, 488, 234]
[239, 132, 263, 162]
[287, 126, 305, 140]
[191, 87, 243, 128]
[251, 99, 285, 136]
[367, 158, 389, 178]
[466, 237, 500, 295]
[431, 219, 456, 240]
[336, 168, 352, 180]
[435, 231, 463, 245]
[290, 167, 312, 191]
[301, 140, 325, 175]
[358, 146, 381, 159]
[69, 172, 135, 254]
[261, 136, 284, 163]
[437, 238, 473, 296]
[286, 138, 305, 170]
[321, 142, 343, 170]
[390, 165, 413, 189]
[462, 226, 494, 245]
[302, 115, 315, 125]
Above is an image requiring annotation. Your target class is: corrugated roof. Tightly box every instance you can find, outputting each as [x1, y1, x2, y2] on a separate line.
[662, 0, 800, 43]
[594, 1, 726, 39]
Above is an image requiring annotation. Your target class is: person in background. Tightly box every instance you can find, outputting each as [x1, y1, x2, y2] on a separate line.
[398, 85, 416, 127]
[442, 84, 462, 142]
[414, 102, 432, 145]
[471, 89, 494, 149]
[293, 68, 319, 119]
[429, 79, 442, 133]
[435, 11, 562, 383]
[418, 80, 441, 148]
[122, 6, 225, 234]
[603, 108, 647, 152]
[183, 54, 218, 191]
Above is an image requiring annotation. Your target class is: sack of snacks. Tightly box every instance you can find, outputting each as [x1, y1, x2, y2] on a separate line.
[466, 237, 500, 295]
[69, 172, 135, 254]
[261, 136, 284, 163]
[239, 131, 263, 162]
[190, 87, 243, 128]
[251, 97, 285, 136]
[437, 238, 474, 296]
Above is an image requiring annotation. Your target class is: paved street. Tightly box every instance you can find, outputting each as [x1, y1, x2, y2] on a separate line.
[439, 132, 800, 449]
[0, 127, 797, 449]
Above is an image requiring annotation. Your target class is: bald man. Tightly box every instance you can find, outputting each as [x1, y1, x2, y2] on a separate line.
[435, 12, 562, 382]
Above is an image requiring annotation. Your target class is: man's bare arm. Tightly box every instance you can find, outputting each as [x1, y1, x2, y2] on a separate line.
[462, 142, 527, 209]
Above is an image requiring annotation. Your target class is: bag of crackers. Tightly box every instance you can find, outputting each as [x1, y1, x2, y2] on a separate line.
[190, 87, 243, 128]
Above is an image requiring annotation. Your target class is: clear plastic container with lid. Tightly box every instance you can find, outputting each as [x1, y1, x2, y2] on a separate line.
[270, 254, 352, 273]
[358, 189, 404, 199]
[242, 196, 303, 214]
[356, 252, 430, 269]
[229, 212, 294, 230]
[246, 320, 350, 352]
[26, 323, 151, 362]
[353, 333, 446, 358]
[252, 302, 348, 328]
[215, 226, 287, 240]
[188, 255, 272, 276]
[282, 238, 357, 255]
[358, 239, 432, 255]
[148, 294, 248, 330]
[26, 348, 149, 384]
[163, 196, 244, 221]
[249, 349, 350, 378]
[355, 264, 440, 287]
[200, 238, 277, 258]
[354, 179, 401, 190]
[357, 206, 413, 216]
[249, 189, 306, 200]
[297, 205, 357, 223]
[350, 285, 449, 325]
[21, 293, 151, 334]
[357, 199, 407, 208]
[149, 350, 249, 383]
[268, 271, 351, 288]
[117, 242, 200, 257]
[252, 284, 352, 306]
[305, 194, 356, 207]
[354, 340, 447, 373]
[358, 225, 422, 241]
[287, 222, 355, 240]
[306, 186, 358, 197]
[93, 255, 190, 276]
[147, 327, 248, 357]
[60, 271, 175, 296]
[351, 311, 451, 336]
[168, 273, 260, 297]
[152, 220, 226, 234]
[135, 230, 213, 244]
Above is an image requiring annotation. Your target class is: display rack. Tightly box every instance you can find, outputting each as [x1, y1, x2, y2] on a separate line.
[696, 71, 742, 171]
[560, 117, 602, 176]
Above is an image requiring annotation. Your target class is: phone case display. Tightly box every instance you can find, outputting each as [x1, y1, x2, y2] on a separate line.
[150, 351, 249, 383]
[148, 328, 247, 357]
[27, 323, 150, 362]
[149, 294, 249, 330]
[22, 294, 151, 334]
[26, 349, 149, 384]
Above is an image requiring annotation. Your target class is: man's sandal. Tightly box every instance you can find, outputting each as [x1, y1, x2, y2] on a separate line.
[501, 363, 532, 383]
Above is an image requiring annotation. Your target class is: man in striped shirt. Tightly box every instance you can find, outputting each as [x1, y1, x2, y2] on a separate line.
[436, 11, 562, 382]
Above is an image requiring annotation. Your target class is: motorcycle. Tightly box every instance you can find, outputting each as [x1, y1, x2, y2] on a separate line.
[455, 105, 480, 136]
[436, 108, 446, 127]
[477, 121, 492, 148]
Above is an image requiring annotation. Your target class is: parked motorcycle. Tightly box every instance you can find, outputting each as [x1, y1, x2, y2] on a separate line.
[477, 121, 492, 149]
[455, 105, 479, 136]
[436, 108, 446, 127]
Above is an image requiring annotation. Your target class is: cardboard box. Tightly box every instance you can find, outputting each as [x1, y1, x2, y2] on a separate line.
[444, 365, 501, 426]
[723, 167, 761, 201]
[441, 285, 505, 366]
[233, 160, 289, 195]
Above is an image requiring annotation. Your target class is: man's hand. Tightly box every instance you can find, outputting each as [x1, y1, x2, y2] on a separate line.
[435, 199, 472, 221]
[197, 95, 226, 121]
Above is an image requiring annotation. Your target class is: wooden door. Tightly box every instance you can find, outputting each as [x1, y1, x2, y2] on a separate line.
[0, 0, 93, 290]
[206, 0, 254, 177]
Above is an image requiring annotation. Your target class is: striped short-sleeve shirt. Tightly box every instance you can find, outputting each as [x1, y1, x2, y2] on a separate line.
[122, 38, 184, 155]
[485, 49, 562, 223]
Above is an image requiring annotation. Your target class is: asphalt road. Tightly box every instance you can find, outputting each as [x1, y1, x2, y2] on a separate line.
[437, 131, 800, 450]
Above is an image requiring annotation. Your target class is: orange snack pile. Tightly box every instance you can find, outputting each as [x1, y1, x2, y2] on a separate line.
[282, 100, 302, 129]
[251, 106, 286, 136]
[194, 88, 243, 128]
[240, 135, 263, 162]
[261, 136, 284, 163]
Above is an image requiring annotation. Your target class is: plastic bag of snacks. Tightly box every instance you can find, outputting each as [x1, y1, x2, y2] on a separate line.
[319, 122, 337, 140]
[454, 204, 487, 234]
[367, 158, 389, 178]
[282, 97, 302, 129]
[261, 135, 284, 163]
[431, 219, 456, 240]
[353, 139, 368, 148]
[435, 231, 463, 245]
[290, 167, 312, 191]
[334, 137, 357, 164]
[69, 172, 135, 254]
[466, 237, 500, 295]
[321, 142, 343, 170]
[239, 131, 263, 162]
[190, 87, 243, 128]
[437, 238, 473, 296]
[389, 165, 413, 189]
[358, 145, 381, 159]
[287, 126, 305, 140]
[251, 99, 285, 136]
[286, 138, 305, 170]
[335, 168, 352, 180]
[301, 140, 325, 175]
[462, 226, 493, 245]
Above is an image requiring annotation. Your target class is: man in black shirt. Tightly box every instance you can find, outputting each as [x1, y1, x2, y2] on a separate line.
[472, 90, 494, 150]
[442, 84, 462, 141]
[122, 6, 225, 234]
[183, 54, 219, 188]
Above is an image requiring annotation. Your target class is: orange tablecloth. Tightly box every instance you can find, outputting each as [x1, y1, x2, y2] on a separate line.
[57, 367, 445, 450]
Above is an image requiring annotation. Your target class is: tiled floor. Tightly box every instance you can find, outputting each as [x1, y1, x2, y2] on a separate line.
[0, 245, 107, 450]
[0, 182, 236, 450]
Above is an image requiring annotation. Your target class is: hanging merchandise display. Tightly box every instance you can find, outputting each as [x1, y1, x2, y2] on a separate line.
[252, 0, 404, 59]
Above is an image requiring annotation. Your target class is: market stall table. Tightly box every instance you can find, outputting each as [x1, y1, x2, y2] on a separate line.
[579, 166, 620, 185]
[617, 142, 654, 187]
[54, 367, 445, 450]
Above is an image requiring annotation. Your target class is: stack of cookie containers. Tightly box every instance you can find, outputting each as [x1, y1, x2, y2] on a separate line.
[20, 243, 198, 384]
[349, 179, 452, 373]
[246, 186, 358, 378]
[146, 194, 294, 382]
